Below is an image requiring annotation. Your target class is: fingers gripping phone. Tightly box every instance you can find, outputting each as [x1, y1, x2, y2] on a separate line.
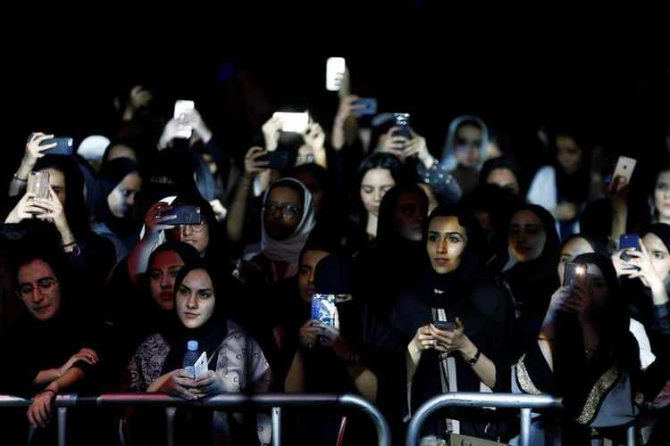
[256, 151, 290, 170]
[612, 156, 636, 184]
[326, 57, 346, 91]
[392, 113, 412, 140]
[39, 137, 74, 156]
[272, 112, 309, 133]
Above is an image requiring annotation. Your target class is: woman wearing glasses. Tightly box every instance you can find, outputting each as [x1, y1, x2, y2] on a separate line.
[0, 249, 101, 442]
[235, 178, 315, 285]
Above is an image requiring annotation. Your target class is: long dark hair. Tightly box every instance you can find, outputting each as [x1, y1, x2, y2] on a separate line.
[552, 127, 591, 204]
[351, 153, 402, 227]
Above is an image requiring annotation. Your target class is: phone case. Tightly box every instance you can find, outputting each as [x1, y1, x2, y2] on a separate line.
[41, 137, 74, 156]
[194, 351, 208, 379]
[612, 156, 636, 183]
[311, 294, 336, 327]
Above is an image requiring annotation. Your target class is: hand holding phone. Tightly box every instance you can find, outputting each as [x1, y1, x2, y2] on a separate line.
[619, 234, 641, 268]
[160, 205, 201, 226]
[39, 137, 74, 156]
[611, 156, 636, 188]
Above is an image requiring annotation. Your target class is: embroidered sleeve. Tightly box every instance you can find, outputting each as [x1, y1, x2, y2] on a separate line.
[128, 334, 169, 392]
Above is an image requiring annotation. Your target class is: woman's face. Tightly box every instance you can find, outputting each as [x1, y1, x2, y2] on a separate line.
[149, 251, 185, 311]
[38, 168, 66, 205]
[454, 124, 482, 168]
[426, 216, 468, 274]
[392, 191, 425, 241]
[558, 237, 595, 284]
[509, 210, 547, 263]
[653, 170, 670, 222]
[17, 259, 61, 322]
[643, 233, 670, 281]
[169, 221, 210, 255]
[360, 168, 395, 217]
[298, 249, 331, 304]
[486, 168, 519, 195]
[556, 135, 583, 175]
[176, 269, 215, 329]
[263, 185, 304, 240]
[107, 172, 142, 218]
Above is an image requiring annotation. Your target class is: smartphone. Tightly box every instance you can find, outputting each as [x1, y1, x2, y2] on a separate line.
[173, 100, 195, 139]
[353, 98, 377, 116]
[612, 156, 636, 184]
[433, 319, 457, 331]
[392, 113, 412, 139]
[326, 57, 346, 91]
[40, 137, 74, 156]
[162, 205, 201, 225]
[257, 151, 290, 170]
[311, 294, 337, 327]
[27, 171, 50, 200]
[194, 351, 208, 380]
[619, 234, 640, 260]
[563, 262, 586, 287]
[619, 234, 641, 271]
[273, 111, 309, 133]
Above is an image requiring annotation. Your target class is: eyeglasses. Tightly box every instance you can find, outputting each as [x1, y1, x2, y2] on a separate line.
[18, 277, 58, 298]
[263, 203, 303, 218]
[178, 222, 207, 233]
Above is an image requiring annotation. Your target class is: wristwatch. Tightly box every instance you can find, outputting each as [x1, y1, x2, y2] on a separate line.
[466, 349, 481, 365]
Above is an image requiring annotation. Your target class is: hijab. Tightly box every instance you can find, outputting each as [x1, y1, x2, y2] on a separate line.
[260, 178, 315, 267]
[161, 262, 229, 374]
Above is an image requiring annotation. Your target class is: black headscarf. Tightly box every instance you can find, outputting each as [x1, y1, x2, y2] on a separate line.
[94, 158, 140, 234]
[4, 248, 98, 394]
[161, 262, 229, 374]
[559, 233, 609, 258]
[503, 204, 561, 315]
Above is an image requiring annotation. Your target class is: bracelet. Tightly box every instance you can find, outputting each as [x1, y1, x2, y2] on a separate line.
[13, 173, 27, 182]
[62, 241, 77, 248]
[41, 388, 57, 396]
[466, 349, 481, 365]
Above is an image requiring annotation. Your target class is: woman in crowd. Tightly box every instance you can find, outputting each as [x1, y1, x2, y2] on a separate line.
[440, 115, 490, 195]
[91, 157, 143, 263]
[0, 249, 101, 444]
[5, 155, 116, 286]
[128, 262, 271, 445]
[515, 253, 641, 445]
[345, 153, 402, 254]
[236, 178, 315, 285]
[497, 204, 561, 355]
[527, 128, 594, 238]
[394, 205, 515, 444]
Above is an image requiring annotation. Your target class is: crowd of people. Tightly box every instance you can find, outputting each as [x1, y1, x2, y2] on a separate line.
[0, 67, 668, 446]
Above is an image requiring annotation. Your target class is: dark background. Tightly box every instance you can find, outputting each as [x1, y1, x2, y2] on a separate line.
[4, 2, 670, 193]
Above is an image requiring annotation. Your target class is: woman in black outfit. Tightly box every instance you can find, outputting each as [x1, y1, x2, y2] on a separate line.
[393, 205, 515, 443]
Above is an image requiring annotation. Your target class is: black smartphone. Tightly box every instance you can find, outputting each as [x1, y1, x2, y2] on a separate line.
[563, 262, 585, 287]
[163, 205, 201, 225]
[40, 137, 74, 156]
[433, 320, 457, 331]
[257, 151, 290, 170]
[392, 113, 412, 140]
[353, 98, 377, 116]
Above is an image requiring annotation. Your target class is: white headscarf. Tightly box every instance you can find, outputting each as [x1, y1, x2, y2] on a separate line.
[260, 178, 315, 269]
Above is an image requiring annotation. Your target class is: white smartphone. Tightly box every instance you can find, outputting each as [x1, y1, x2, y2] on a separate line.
[326, 57, 346, 91]
[612, 156, 636, 184]
[173, 100, 195, 139]
[273, 111, 309, 133]
[194, 351, 208, 379]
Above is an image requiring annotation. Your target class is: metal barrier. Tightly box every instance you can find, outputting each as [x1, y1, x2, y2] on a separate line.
[0, 393, 391, 446]
[405, 392, 636, 446]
